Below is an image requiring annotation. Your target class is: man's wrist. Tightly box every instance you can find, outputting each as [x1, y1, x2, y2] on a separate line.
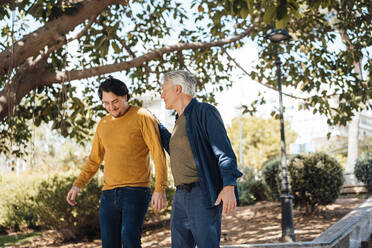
[154, 185, 167, 193]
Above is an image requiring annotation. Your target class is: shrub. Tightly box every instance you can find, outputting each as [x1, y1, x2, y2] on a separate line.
[1, 172, 175, 240]
[1, 173, 42, 232]
[288, 152, 344, 213]
[238, 180, 256, 205]
[0, 224, 6, 235]
[3, 194, 39, 232]
[354, 153, 372, 192]
[34, 174, 101, 241]
[248, 179, 270, 203]
[261, 157, 281, 200]
[238, 167, 269, 206]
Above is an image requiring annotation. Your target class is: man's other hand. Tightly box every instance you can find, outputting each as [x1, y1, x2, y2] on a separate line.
[214, 185, 236, 215]
[66, 186, 80, 206]
[151, 192, 167, 212]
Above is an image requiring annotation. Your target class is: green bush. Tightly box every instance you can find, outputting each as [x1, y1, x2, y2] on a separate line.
[0, 224, 6, 235]
[34, 174, 101, 241]
[1, 174, 43, 232]
[354, 153, 372, 192]
[1, 172, 175, 240]
[35, 173, 175, 241]
[261, 157, 281, 200]
[238, 167, 269, 206]
[288, 152, 344, 213]
[3, 194, 39, 232]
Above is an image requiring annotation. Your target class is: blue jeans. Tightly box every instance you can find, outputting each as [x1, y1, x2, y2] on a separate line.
[171, 184, 222, 248]
[99, 187, 151, 248]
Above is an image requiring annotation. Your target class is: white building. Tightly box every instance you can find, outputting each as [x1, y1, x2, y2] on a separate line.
[283, 98, 372, 155]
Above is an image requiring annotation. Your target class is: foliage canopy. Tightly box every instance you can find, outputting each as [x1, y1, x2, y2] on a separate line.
[0, 0, 371, 157]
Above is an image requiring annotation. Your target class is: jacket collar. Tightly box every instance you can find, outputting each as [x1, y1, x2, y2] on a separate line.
[183, 98, 197, 116]
[176, 98, 197, 119]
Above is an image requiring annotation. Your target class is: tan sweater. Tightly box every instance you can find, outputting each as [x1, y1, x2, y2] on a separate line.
[73, 106, 167, 192]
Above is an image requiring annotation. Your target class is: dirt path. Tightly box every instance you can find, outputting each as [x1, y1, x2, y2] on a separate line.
[4, 197, 367, 247]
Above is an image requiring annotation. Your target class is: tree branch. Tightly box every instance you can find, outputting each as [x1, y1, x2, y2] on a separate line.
[38, 14, 99, 64]
[222, 47, 308, 100]
[0, 0, 123, 77]
[117, 38, 153, 74]
[0, 0, 21, 6]
[0, 27, 254, 121]
[338, 28, 363, 80]
[43, 27, 254, 84]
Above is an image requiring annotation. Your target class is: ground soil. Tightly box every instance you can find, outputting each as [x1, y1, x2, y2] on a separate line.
[4, 196, 367, 247]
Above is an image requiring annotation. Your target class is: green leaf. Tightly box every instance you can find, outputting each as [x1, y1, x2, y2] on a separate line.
[29, 2, 43, 18]
[240, 6, 249, 19]
[276, 15, 289, 29]
[276, 2, 287, 20]
[112, 41, 121, 54]
[246, 0, 253, 15]
[263, 5, 276, 24]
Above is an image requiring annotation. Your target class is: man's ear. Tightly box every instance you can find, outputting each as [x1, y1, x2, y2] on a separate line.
[176, 85, 182, 94]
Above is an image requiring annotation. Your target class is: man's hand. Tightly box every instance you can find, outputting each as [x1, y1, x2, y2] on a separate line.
[147, 109, 160, 123]
[214, 185, 236, 215]
[151, 192, 167, 212]
[66, 186, 80, 206]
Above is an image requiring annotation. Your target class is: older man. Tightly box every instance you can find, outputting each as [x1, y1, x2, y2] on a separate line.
[159, 70, 242, 248]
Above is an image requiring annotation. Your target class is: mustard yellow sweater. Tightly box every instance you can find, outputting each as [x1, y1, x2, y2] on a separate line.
[73, 106, 167, 192]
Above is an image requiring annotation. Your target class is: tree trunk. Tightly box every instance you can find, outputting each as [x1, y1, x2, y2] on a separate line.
[340, 30, 363, 186]
[344, 114, 360, 185]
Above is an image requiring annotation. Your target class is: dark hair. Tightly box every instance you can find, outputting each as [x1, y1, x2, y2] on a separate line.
[98, 77, 130, 101]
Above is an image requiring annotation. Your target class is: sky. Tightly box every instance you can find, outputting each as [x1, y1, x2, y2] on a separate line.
[214, 42, 273, 124]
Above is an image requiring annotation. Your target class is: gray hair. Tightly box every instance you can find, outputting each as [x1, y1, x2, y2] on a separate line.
[162, 70, 196, 97]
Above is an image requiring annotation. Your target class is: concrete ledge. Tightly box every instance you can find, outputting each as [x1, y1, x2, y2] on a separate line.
[314, 196, 372, 247]
[342, 185, 368, 194]
[221, 196, 372, 248]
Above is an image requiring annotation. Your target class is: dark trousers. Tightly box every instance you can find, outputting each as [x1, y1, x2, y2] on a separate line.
[171, 184, 222, 248]
[99, 187, 151, 248]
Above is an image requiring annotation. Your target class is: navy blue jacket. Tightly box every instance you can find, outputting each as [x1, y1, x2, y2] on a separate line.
[159, 98, 243, 208]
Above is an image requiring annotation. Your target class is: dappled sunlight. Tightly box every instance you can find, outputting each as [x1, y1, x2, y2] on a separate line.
[261, 226, 279, 231]
[142, 228, 171, 247]
[219, 197, 365, 246]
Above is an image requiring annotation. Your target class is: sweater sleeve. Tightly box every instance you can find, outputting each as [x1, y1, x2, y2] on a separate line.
[73, 127, 105, 188]
[139, 109, 168, 193]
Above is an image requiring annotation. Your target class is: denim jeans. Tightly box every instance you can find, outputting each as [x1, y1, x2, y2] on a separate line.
[99, 187, 151, 248]
[171, 184, 222, 248]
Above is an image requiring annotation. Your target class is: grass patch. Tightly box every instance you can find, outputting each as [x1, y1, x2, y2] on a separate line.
[0, 232, 41, 246]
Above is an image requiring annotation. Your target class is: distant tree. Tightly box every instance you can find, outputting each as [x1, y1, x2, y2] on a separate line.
[227, 116, 297, 172]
